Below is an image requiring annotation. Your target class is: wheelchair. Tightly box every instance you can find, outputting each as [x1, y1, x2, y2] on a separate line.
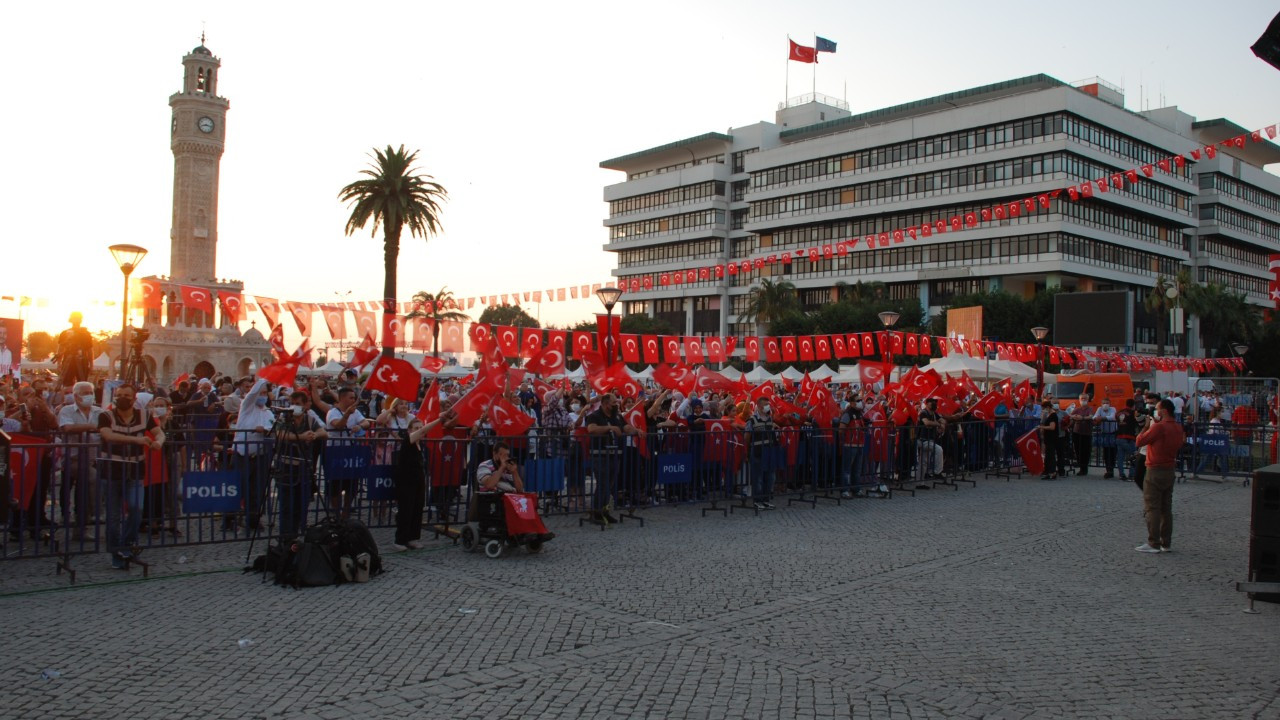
[459, 491, 553, 558]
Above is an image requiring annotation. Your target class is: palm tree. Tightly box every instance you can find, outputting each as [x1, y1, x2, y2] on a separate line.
[741, 279, 799, 334]
[1186, 283, 1259, 356]
[406, 286, 470, 358]
[340, 145, 448, 358]
[1144, 270, 1194, 356]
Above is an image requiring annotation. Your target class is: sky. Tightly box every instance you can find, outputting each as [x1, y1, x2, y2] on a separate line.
[2, 0, 1278, 345]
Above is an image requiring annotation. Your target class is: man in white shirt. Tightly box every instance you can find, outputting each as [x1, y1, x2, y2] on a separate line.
[326, 387, 371, 516]
[232, 378, 274, 532]
[58, 381, 105, 539]
[1170, 393, 1185, 422]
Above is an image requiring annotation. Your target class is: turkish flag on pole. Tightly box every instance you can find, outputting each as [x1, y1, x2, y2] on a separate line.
[181, 285, 214, 313]
[415, 379, 443, 438]
[490, 395, 536, 437]
[365, 356, 422, 402]
[788, 39, 817, 63]
[420, 356, 447, 373]
[257, 357, 302, 387]
[220, 291, 243, 324]
[858, 360, 891, 387]
[267, 324, 287, 358]
[596, 314, 621, 362]
[1015, 428, 1045, 476]
[526, 343, 567, 377]
[624, 402, 648, 456]
[348, 332, 378, 370]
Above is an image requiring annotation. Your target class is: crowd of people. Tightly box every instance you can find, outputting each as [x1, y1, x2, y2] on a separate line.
[0, 357, 1271, 568]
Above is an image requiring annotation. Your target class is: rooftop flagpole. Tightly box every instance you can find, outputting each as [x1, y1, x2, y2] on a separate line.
[813, 33, 817, 96]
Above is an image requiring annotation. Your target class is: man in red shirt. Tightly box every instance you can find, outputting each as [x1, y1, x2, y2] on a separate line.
[1134, 399, 1185, 553]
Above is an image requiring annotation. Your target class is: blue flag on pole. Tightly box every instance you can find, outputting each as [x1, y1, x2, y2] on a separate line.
[816, 36, 837, 53]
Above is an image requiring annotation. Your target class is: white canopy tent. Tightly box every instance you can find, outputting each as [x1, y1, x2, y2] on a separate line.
[301, 360, 347, 377]
[418, 364, 474, 379]
[744, 366, 778, 383]
[777, 366, 805, 381]
[832, 365, 862, 385]
[718, 366, 743, 380]
[807, 365, 838, 381]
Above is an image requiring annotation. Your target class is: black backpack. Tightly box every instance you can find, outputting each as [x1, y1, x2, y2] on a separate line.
[336, 518, 382, 578]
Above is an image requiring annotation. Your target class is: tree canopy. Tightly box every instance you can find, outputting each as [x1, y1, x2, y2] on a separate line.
[478, 304, 539, 328]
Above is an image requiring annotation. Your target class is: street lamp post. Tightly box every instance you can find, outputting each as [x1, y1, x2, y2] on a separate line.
[1031, 326, 1050, 398]
[109, 244, 148, 380]
[595, 286, 623, 365]
[877, 310, 900, 382]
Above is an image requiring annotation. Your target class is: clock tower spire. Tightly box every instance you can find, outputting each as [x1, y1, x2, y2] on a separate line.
[168, 41, 229, 282]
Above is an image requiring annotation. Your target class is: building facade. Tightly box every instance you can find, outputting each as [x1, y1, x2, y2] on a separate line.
[126, 42, 270, 382]
[600, 74, 1280, 355]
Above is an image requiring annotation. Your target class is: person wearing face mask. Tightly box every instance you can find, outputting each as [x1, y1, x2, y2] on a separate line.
[96, 384, 164, 569]
[745, 399, 779, 510]
[142, 397, 182, 537]
[837, 401, 867, 498]
[1134, 399, 1185, 553]
[57, 381, 105, 541]
[231, 378, 275, 533]
[1094, 397, 1118, 479]
[273, 390, 328, 541]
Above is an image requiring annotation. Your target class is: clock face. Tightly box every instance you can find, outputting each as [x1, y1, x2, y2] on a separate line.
[198, 117, 214, 133]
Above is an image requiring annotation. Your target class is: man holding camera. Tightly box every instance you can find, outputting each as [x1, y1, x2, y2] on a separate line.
[1134, 398, 1185, 554]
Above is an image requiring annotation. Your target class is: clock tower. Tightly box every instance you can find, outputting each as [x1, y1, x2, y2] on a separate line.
[130, 41, 270, 385]
[168, 42, 228, 282]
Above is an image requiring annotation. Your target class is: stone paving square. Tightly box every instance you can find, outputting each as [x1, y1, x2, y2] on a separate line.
[1, 475, 1278, 719]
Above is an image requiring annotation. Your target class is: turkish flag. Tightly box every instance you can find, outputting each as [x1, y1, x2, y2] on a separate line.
[620, 334, 641, 363]
[591, 364, 641, 399]
[526, 343, 567, 377]
[890, 332, 904, 355]
[693, 366, 736, 394]
[257, 356, 302, 387]
[764, 337, 781, 363]
[409, 316, 434, 350]
[652, 363, 696, 395]
[702, 418, 738, 463]
[489, 396, 535, 437]
[451, 383, 497, 426]
[798, 336, 815, 361]
[788, 39, 817, 63]
[624, 402, 648, 455]
[901, 368, 941, 402]
[1012, 379, 1033, 407]
[320, 305, 348, 340]
[858, 360, 891, 386]
[218, 290, 243, 324]
[919, 335, 932, 356]
[414, 379, 444, 438]
[832, 335, 847, 358]
[352, 309, 377, 341]
[596, 314, 621, 361]
[9, 434, 47, 508]
[364, 356, 420, 401]
[347, 332, 378, 369]
[420, 355, 447, 374]
[267, 324, 287, 358]
[641, 335, 661, 364]
[749, 382, 776, 401]
[469, 323, 495, 353]
[139, 279, 163, 310]
[521, 327, 543, 359]
[781, 336, 798, 362]
[1015, 428, 1045, 476]
[745, 337, 760, 363]
[861, 333, 875, 356]
[381, 313, 405, 348]
[661, 336, 681, 364]
[495, 326, 520, 357]
[684, 337, 705, 364]
[968, 391, 1003, 424]
[705, 336, 726, 364]
[905, 335, 919, 356]
[573, 331, 594, 358]
[284, 302, 313, 337]
[575, 349, 608, 380]
[438, 321, 465, 353]
[814, 335, 831, 360]
[255, 296, 281, 328]
[181, 285, 214, 314]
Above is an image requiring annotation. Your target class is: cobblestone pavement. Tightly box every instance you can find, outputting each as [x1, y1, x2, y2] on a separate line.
[2, 475, 1277, 719]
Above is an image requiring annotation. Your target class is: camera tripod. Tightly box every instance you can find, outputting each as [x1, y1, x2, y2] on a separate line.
[121, 340, 153, 387]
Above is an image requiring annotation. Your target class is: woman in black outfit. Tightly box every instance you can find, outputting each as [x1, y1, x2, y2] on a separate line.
[391, 412, 451, 550]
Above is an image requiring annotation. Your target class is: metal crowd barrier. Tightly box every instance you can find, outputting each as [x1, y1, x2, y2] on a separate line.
[3, 419, 1273, 578]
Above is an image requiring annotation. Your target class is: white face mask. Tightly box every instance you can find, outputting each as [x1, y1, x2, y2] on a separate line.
[153, 408, 168, 418]
[570, 403, 581, 413]
[75, 393, 93, 407]
[292, 405, 305, 416]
